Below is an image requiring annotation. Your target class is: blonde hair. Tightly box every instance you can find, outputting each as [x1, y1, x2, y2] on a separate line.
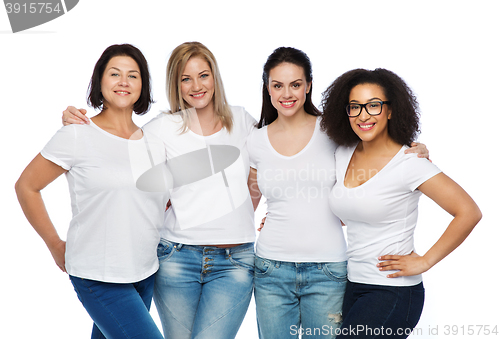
[165, 42, 233, 133]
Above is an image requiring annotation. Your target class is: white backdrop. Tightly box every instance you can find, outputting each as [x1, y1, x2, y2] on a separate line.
[1, 1, 497, 338]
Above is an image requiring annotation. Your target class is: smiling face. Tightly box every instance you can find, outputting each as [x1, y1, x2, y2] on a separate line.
[100, 56, 142, 111]
[348, 83, 392, 143]
[180, 56, 215, 114]
[268, 62, 311, 119]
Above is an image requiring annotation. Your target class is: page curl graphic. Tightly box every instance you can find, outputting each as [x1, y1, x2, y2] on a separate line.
[4, 0, 79, 33]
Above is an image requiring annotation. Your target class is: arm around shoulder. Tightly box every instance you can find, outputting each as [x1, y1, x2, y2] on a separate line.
[62, 106, 89, 125]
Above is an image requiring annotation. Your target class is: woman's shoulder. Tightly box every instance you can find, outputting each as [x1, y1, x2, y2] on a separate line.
[334, 143, 356, 156]
[398, 145, 439, 171]
[153, 110, 184, 123]
[142, 110, 184, 134]
[248, 123, 267, 139]
[229, 105, 256, 123]
[54, 123, 89, 140]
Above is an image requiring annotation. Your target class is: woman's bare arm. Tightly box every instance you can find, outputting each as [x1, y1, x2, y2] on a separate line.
[15, 154, 68, 272]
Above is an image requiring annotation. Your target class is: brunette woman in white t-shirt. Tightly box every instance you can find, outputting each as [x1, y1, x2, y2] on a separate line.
[321, 68, 481, 338]
[16, 44, 165, 338]
[247, 48, 429, 339]
[61, 42, 256, 339]
[246, 47, 347, 339]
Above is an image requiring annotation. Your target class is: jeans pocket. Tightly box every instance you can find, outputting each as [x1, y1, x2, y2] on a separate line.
[228, 248, 255, 274]
[254, 256, 274, 278]
[322, 261, 348, 283]
[157, 239, 176, 263]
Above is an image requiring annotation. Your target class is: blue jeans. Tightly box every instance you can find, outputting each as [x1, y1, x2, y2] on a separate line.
[337, 280, 425, 339]
[153, 240, 254, 339]
[69, 274, 163, 339]
[254, 256, 347, 339]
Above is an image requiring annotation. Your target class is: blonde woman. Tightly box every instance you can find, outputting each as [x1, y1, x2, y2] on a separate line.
[62, 42, 256, 339]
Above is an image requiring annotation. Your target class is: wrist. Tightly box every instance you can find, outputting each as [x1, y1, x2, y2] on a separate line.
[45, 236, 63, 250]
[420, 254, 434, 273]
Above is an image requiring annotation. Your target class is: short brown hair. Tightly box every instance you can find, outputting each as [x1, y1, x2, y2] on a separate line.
[87, 44, 153, 115]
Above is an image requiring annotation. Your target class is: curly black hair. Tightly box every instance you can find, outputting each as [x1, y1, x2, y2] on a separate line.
[258, 47, 321, 128]
[320, 68, 420, 147]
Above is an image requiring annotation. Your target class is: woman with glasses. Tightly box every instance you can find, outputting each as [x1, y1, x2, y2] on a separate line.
[247, 49, 429, 339]
[321, 68, 481, 338]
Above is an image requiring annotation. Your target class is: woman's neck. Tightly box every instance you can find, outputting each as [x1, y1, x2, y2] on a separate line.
[272, 110, 316, 132]
[92, 108, 140, 139]
[357, 134, 402, 157]
[189, 101, 222, 136]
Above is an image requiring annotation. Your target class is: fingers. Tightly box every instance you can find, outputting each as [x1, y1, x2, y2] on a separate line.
[63, 116, 88, 125]
[377, 255, 406, 276]
[404, 142, 429, 159]
[386, 271, 403, 278]
[258, 214, 268, 231]
[377, 260, 400, 270]
[377, 254, 423, 278]
[404, 142, 418, 154]
[378, 255, 400, 261]
[62, 106, 89, 125]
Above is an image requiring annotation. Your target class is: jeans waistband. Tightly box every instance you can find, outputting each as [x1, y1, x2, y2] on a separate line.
[257, 256, 346, 269]
[165, 241, 254, 255]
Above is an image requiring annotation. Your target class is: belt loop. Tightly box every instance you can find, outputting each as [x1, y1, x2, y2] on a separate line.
[225, 248, 230, 258]
[176, 243, 183, 251]
[274, 260, 281, 269]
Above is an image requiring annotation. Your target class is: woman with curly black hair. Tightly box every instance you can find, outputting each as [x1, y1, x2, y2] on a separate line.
[322, 68, 481, 338]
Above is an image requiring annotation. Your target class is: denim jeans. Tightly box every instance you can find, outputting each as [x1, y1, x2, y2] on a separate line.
[254, 256, 347, 339]
[337, 280, 425, 339]
[69, 274, 163, 339]
[153, 240, 254, 339]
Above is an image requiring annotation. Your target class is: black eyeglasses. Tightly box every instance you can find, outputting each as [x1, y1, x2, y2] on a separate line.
[346, 101, 390, 117]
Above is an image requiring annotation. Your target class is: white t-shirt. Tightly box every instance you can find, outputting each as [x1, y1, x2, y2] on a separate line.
[41, 121, 169, 283]
[248, 117, 347, 262]
[330, 144, 442, 286]
[142, 106, 256, 245]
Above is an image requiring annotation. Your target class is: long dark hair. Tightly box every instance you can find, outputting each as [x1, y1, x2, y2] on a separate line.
[258, 47, 321, 128]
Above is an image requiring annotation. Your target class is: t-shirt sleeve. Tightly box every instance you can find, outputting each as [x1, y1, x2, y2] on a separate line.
[401, 154, 442, 191]
[142, 112, 165, 138]
[40, 126, 77, 170]
[241, 107, 257, 138]
[246, 129, 257, 169]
